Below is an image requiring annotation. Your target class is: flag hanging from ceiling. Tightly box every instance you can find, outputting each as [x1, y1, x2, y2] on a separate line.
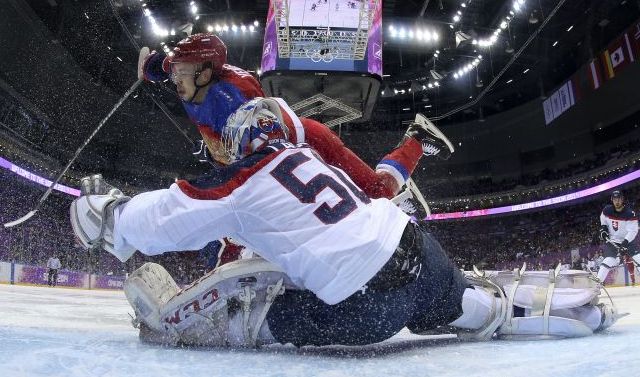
[588, 59, 603, 90]
[601, 33, 635, 79]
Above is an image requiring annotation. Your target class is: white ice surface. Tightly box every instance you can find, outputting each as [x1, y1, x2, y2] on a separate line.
[1, 284, 639, 377]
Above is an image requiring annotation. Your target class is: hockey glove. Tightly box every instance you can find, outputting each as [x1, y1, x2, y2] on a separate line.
[598, 225, 609, 242]
[618, 239, 630, 254]
[140, 50, 169, 82]
[70, 174, 135, 261]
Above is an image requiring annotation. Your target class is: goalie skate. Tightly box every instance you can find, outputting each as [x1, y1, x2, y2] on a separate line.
[124, 258, 297, 348]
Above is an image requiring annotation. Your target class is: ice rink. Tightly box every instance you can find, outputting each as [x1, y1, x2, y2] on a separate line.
[1, 284, 639, 377]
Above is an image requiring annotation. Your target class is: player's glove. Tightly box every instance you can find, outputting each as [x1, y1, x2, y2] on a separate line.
[69, 174, 135, 261]
[598, 225, 609, 242]
[618, 239, 630, 254]
[138, 48, 169, 82]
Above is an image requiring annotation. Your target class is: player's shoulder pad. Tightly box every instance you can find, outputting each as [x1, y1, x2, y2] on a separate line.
[603, 205, 638, 220]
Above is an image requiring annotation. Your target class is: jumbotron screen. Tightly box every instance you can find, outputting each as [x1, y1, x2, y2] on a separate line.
[261, 0, 383, 76]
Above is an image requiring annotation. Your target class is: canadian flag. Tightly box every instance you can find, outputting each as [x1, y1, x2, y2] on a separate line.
[610, 46, 625, 68]
[602, 33, 635, 79]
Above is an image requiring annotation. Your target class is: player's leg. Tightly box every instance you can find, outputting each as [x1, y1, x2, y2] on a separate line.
[597, 243, 621, 282]
[627, 243, 640, 285]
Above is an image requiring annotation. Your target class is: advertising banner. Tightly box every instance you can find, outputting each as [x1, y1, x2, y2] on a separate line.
[18, 265, 87, 288]
[92, 275, 126, 290]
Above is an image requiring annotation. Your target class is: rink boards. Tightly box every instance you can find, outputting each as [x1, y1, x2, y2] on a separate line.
[0, 261, 125, 289]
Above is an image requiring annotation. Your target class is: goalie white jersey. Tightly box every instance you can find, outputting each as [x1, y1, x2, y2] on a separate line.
[114, 143, 409, 304]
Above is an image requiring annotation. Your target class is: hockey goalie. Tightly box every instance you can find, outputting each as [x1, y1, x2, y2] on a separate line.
[70, 94, 624, 348]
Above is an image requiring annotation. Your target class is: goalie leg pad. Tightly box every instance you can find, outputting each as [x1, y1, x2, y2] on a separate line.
[460, 265, 622, 340]
[125, 258, 296, 348]
[124, 262, 181, 333]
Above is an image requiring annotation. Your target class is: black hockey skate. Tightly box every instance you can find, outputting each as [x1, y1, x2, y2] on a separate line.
[404, 114, 455, 160]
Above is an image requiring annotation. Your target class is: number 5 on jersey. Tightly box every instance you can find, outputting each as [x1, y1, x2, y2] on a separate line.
[270, 152, 370, 224]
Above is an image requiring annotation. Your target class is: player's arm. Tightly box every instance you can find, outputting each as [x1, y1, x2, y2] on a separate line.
[70, 176, 238, 262]
[114, 184, 238, 256]
[598, 212, 609, 242]
[624, 213, 638, 243]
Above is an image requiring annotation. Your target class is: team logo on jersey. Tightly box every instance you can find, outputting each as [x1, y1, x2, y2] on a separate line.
[612, 220, 619, 231]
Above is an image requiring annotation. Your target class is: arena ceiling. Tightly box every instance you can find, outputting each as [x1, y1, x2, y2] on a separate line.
[23, 0, 638, 125]
[2, 0, 639, 187]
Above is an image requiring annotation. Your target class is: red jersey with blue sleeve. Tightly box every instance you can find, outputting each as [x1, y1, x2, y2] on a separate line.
[113, 143, 409, 305]
[180, 65, 422, 200]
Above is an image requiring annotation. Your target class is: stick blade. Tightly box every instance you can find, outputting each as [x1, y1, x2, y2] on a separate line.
[4, 210, 37, 228]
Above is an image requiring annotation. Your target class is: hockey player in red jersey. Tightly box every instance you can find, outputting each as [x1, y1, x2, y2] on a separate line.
[141, 33, 453, 199]
[140, 32, 454, 267]
[70, 107, 622, 348]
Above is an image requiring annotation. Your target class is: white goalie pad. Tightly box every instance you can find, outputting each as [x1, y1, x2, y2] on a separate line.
[125, 258, 298, 348]
[464, 265, 621, 340]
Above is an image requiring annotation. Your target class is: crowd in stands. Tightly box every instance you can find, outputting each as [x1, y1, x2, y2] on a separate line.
[3, 146, 640, 285]
[424, 139, 640, 202]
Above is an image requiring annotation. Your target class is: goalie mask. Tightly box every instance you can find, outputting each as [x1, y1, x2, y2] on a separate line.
[221, 98, 290, 163]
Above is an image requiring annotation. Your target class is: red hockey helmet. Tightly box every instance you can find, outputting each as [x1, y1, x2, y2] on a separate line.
[162, 33, 227, 75]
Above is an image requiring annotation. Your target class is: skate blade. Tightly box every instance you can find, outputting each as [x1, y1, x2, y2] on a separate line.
[414, 114, 455, 153]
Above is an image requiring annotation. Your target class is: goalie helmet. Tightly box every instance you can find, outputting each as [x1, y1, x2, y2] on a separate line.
[162, 33, 227, 75]
[221, 98, 289, 163]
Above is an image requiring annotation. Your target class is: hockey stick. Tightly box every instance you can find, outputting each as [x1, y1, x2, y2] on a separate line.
[4, 79, 143, 228]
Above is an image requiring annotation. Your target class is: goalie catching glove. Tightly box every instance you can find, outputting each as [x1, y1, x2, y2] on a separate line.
[69, 174, 136, 262]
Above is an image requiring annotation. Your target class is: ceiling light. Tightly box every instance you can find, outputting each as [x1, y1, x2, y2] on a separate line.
[402, 108, 410, 111]
[434, 81, 439, 87]
[207, 25, 213, 32]
[249, 25, 255, 32]
[552, 40, 558, 46]
[215, 24, 222, 32]
[454, 73, 460, 79]
[523, 68, 530, 73]
[254, 20, 259, 27]
[241, 25, 247, 32]
[566, 25, 573, 32]
[506, 79, 513, 83]
[453, 15, 460, 22]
